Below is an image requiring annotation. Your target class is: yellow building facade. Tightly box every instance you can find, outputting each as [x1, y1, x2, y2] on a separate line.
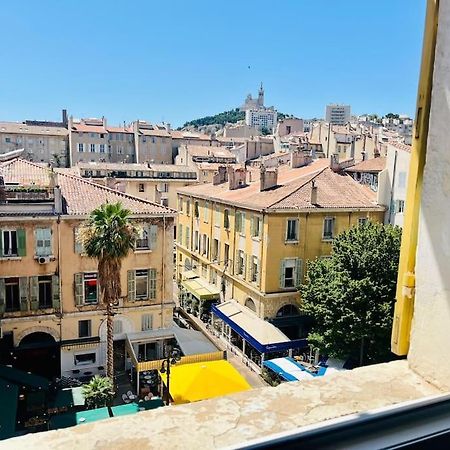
[0, 159, 175, 379]
[176, 158, 385, 338]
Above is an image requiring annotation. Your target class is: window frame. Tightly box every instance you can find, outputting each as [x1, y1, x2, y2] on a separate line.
[323, 217, 335, 241]
[286, 218, 299, 242]
[78, 319, 92, 338]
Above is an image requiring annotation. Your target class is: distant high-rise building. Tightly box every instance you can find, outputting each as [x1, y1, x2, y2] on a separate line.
[325, 104, 351, 125]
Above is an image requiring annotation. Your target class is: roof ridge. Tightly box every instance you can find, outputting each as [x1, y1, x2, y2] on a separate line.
[265, 166, 328, 209]
[57, 170, 176, 214]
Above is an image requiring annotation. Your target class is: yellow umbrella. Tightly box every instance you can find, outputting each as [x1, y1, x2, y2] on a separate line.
[159, 360, 251, 404]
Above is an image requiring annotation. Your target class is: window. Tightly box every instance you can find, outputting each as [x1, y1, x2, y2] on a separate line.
[224, 209, 230, 229]
[5, 137, 11, 143]
[251, 256, 259, 283]
[201, 234, 208, 256]
[135, 224, 157, 250]
[186, 200, 191, 216]
[286, 219, 299, 242]
[136, 228, 149, 249]
[90, 144, 95, 153]
[78, 319, 92, 338]
[236, 211, 246, 235]
[35, 228, 52, 256]
[2, 230, 18, 257]
[138, 183, 145, 192]
[178, 224, 183, 245]
[131, 269, 157, 301]
[74, 353, 96, 366]
[136, 269, 149, 299]
[74, 273, 98, 305]
[280, 258, 303, 289]
[5, 278, 20, 312]
[178, 197, 184, 213]
[212, 239, 219, 262]
[358, 217, 368, 226]
[224, 244, 230, 267]
[78, 143, 84, 152]
[397, 200, 405, 213]
[194, 201, 199, 218]
[202, 263, 207, 278]
[237, 250, 245, 276]
[251, 216, 261, 238]
[323, 217, 335, 240]
[141, 314, 153, 331]
[161, 198, 168, 207]
[38, 276, 52, 309]
[90, 133, 96, 138]
[99, 144, 105, 153]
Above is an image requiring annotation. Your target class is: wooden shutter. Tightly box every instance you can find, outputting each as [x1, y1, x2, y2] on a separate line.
[247, 254, 252, 281]
[127, 270, 136, 302]
[234, 251, 239, 274]
[280, 260, 286, 289]
[52, 275, 60, 309]
[295, 259, 303, 287]
[149, 224, 158, 250]
[74, 273, 84, 306]
[0, 278, 5, 314]
[19, 277, 28, 311]
[256, 257, 261, 285]
[148, 268, 157, 299]
[17, 229, 26, 257]
[29, 276, 39, 310]
[74, 227, 83, 254]
[241, 212, 246, 236]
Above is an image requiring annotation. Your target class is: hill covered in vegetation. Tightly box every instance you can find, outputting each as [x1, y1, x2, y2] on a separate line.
[181, 108, 290, 129]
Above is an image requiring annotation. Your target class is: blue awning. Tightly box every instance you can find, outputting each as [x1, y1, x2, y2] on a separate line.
[264, 357, 315, 381]
[212, 301, 307, 354]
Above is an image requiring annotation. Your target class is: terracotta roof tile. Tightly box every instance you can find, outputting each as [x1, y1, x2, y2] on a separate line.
[0, 122, 68, 136]
[178, 159, 383, 212]
[345, 157, 386, 173]
[1, 159, 174, 216]
[388, 141, 412, 153]
[71, 124, 107, 133]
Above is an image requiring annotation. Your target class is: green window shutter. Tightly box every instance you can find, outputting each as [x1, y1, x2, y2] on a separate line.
[0, 278, 5, 314]
[247, 254, 252, 280]
[19, 277, 28, 311]
[250, 217, 255, 237]
[52, 275, 60, 309]
[74, 273, 84, 306]
[148, 269, 157, 299]
[148, 224, 158, 250]
[280, 260, 286, 289]
[295, 259, 303, 287]
[128, 270, 136, 302]
[30, 276, 39, 310]
[241, 213, 246, 236]
[17, 229, 26, 257]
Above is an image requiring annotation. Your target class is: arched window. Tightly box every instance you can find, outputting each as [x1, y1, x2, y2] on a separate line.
[276, 304, 300, 318]
[244, 298, 256, 312]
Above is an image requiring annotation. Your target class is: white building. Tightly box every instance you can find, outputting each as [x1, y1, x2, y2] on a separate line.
[245, 108, 277, 132]
[325, 104, 351, 125]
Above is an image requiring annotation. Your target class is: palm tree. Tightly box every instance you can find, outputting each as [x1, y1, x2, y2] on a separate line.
[82, 375, 114, 409]
[79, 202, 137, 381]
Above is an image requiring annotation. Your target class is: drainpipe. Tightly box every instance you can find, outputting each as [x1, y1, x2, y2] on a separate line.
[161, 215, 166, 329]
[391, 0, 438, 356]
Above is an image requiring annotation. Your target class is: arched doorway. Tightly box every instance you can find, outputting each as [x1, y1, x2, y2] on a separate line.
[276, 304, 300, 317]
[244, 298, 257, 313]
[16, 332, 60, 379]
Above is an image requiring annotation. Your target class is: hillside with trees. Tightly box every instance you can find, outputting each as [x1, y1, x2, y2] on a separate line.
[181, 109, 290, 129]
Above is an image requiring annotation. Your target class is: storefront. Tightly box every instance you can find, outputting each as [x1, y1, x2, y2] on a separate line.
[211, 300, 308, 370]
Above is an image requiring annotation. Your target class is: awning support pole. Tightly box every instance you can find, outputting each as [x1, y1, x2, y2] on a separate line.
[261, 352, 265, 367]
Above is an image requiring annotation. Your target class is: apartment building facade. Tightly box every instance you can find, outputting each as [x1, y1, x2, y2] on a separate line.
[0, 159, 175, 379]
[176, 156, 385, 339]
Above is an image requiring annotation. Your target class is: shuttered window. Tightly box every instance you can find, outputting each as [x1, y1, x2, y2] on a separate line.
[1, 229, 26, 257]
[141, 314, 153, 331]
[128, 269, 157, 301]
[74, 273, 98, 305]
[280, 258, 303, 289]
[74, 227, 84, 254]
[35, 228, 52, 256]
[323, 217, 335, 240]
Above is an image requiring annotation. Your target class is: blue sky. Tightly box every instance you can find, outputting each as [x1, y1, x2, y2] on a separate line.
[0, 1, 426, 127]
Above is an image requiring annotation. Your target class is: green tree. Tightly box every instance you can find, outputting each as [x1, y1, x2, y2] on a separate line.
[82, 375, 114, 409]
[299, 222, 402, 366]
[79, 202, 138, 380]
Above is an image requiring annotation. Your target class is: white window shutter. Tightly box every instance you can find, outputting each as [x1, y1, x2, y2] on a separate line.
[74, 273, 84, 305]
[19, 277, 28, 311]
[30, 276, 39, 310]
[295, 258, 303, 287]
[256, 257, 261, 285]
[128, 270, 136, 302]
[52, 275, 60, 309]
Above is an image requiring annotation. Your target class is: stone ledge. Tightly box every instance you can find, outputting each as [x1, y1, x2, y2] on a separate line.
[2, 360, 443, 450]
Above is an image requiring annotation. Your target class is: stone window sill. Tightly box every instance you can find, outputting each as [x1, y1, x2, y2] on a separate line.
[0, 256, 22, 261]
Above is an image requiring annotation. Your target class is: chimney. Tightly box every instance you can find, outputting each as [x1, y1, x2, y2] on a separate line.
[49, 170, 57, 189]
[102, 116, 107, 128]
[330, 154, 340, 172]
[228, 167, 247, 190]
[62, 109, 68, 126]
[290, 150, 311, 168]
[54, 185, 63, 214]
[260, 165, 278, 191]
[310, 180, 318, 205]
[212, 165, 228, 185]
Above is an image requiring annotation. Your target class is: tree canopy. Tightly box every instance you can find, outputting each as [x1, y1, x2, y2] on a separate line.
[299, 221, 402, 365]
